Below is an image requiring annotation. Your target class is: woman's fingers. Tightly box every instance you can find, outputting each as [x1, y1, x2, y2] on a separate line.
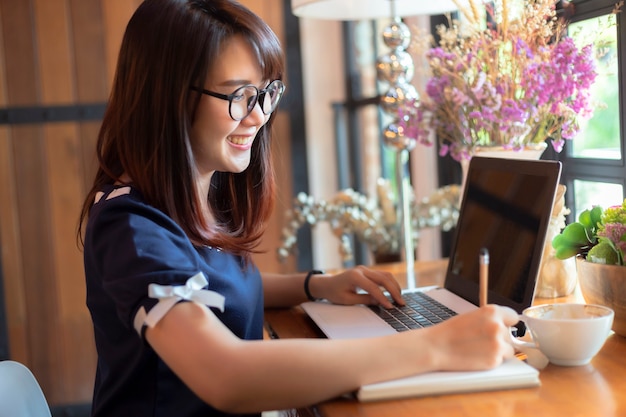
[423, 305, 519, 371]
[365, 268, 404, 304]
[348, 267, 403, 308]
[356, 268, 404, 308]
[322, 266, 403, 308]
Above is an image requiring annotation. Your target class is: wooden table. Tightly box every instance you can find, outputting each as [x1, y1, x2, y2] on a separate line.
[264, 259, 626, 417]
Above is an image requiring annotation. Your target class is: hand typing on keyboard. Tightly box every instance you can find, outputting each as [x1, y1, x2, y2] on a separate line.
[369, 292, 458, 331]
[304, 265, 405, 308]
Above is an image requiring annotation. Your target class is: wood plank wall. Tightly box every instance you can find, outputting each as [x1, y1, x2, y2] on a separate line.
[0, 0, 297, 406]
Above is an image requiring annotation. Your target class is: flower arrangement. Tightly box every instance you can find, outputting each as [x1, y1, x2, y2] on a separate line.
[552, 199, 626, 266]
[277, 181, 460, 263]
[405, 0, 609, 161]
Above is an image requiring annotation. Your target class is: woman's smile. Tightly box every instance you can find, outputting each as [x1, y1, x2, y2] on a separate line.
[227, 135, 254, 149]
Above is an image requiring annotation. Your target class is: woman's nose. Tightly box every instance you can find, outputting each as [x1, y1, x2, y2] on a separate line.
[242, 99, 267, 125]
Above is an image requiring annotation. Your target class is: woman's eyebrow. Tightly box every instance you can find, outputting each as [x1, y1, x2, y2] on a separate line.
[215, 78, 266, 88]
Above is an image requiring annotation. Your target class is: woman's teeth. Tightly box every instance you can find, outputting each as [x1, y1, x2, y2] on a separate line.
[228, 136, 251, 145]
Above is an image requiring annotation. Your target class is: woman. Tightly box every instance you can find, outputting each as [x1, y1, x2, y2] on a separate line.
[79, 0, 518, 416]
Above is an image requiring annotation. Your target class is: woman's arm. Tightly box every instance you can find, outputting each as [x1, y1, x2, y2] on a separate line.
[146, 301, 518, 414]
[262, 266, 404, 308]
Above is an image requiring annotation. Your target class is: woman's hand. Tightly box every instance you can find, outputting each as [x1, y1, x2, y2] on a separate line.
[416, 305, 519, 371]
[308, 266, 404, 308]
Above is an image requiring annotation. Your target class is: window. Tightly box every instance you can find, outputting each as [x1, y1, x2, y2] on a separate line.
[557, 0, 626, 220]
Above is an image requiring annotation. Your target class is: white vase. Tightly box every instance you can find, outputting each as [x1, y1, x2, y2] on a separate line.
[459, 143, 548, 192]
[465, 143, 548, 159]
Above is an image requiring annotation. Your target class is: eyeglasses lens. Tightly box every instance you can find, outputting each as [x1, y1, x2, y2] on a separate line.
[230, 81, 284, 121]
[229, 86, 257, 121]
[261, 82, 283, 114]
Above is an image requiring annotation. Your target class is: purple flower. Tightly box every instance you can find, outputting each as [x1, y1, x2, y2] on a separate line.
[439, 143, 449, 157]
[550, 138, 565, 153]
[413, 7, 598, 156]
[599, 223, 626, 254]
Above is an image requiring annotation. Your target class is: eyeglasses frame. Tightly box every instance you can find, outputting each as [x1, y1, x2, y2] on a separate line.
[191, 80, 285, 121]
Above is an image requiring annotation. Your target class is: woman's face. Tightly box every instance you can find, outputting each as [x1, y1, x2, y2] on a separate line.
[190, 35, 270, 176]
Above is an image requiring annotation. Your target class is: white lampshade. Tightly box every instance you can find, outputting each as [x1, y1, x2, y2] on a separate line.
[291, 0, 465, 20]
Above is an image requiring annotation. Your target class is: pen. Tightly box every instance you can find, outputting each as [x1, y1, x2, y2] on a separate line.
[479, 247, 489, 307]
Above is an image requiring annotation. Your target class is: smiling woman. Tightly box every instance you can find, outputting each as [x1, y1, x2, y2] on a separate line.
[75, 1, 522, 416]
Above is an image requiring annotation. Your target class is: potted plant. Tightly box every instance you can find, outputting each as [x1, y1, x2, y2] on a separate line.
[552, 199, 626, 336]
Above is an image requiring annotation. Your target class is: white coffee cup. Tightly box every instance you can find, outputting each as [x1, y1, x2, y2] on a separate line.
[513, 303, 614, 366]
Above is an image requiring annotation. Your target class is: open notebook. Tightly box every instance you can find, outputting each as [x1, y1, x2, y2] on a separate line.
[302, 156, 562, 401]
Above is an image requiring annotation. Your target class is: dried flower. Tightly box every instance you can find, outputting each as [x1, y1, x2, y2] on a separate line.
[277, 181, 461, 263]
[409, 0, 605, 161]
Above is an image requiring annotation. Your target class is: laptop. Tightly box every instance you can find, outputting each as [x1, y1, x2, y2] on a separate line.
[300, 157, 561, 400]
[302, 157, 561, 401]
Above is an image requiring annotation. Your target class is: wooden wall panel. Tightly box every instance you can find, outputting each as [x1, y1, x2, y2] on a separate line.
[44, 122, 89, 403]
[1, 0, 38, 106]
[12, 123, 59, 394]
[35, 0, 76, 102]
[69, 0, 108, 103]
[34, 0, 96, 403]
[0, 0, 29, 367]
[0, 127, 26, 363]
[0, 0, 122, 405]
[69, 0, 109, 194]
[101, 0, 144, 90]
[0, 0, 60, 397]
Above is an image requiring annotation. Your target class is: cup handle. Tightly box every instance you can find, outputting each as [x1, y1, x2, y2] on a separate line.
[510, 317, 549, 370]
[511, 316, 538, 348]
[510, 335, 537, 350]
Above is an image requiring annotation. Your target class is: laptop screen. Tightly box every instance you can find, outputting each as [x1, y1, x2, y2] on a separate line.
[445, 157, 562, 313]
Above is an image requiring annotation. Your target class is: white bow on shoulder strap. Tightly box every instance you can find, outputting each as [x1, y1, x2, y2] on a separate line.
[143, 272, 225, 328]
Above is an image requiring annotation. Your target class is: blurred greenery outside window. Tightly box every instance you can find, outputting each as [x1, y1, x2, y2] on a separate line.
[565, 7, 625, 220]
[570, 15, 620, 160]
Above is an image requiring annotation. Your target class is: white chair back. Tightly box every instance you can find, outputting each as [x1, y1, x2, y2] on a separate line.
[0, 360, 52, 417]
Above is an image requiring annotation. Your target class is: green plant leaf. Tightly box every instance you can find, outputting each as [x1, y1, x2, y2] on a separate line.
[551, 233, 566, 248]
[555, 245, 582, 260]
[588, 240, 619, 265]
[579, 209, 591, 226]
[561, 222, 591, 245]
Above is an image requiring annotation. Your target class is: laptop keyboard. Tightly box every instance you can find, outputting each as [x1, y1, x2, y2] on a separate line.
[369, 291, 457, 332]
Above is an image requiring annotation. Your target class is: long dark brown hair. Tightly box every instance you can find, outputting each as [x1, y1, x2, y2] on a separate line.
[78, 0, 284, 257]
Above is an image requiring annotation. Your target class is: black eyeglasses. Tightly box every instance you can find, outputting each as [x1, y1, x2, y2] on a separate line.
[191, 80, 285, 121]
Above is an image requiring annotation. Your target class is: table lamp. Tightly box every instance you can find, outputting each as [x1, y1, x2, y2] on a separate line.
[291, 0, 463, 288]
